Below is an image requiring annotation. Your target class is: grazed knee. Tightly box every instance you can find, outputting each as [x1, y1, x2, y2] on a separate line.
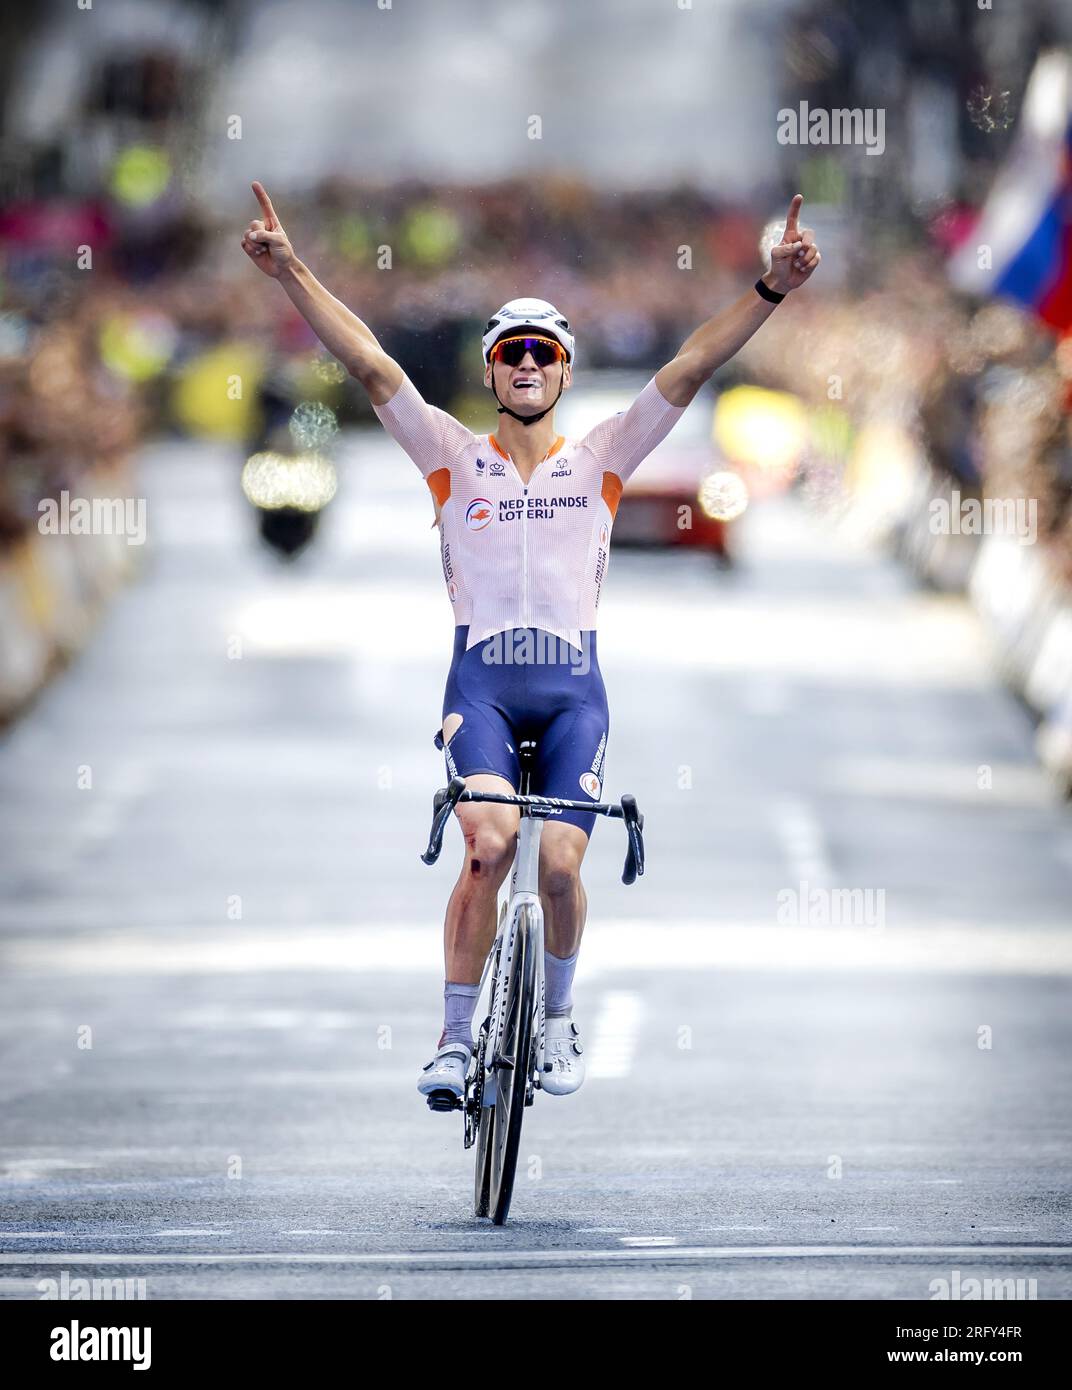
[463, 822, 515, 879]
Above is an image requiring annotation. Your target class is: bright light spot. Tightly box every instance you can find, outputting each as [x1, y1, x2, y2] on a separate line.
[289, 401, 339, 449]
[110, 146, 172, 207]
[99, 311, 177, 382]
[241, 452, 338, 512]
[758, 216, 786, 268]
[402, 205, 462, 265]
[173, 342, 264, 440]
[335, 214, 371, 261]
[842, 419, 921, 538]
[698, 470, 749, 521]
[714, 385, 807, 475]
[311, 356, 347, 385]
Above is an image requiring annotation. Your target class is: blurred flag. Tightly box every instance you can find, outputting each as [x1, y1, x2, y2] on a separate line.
[950, 51, 1072, 331]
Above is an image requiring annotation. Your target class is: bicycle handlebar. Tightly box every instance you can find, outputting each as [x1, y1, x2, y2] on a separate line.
[420, 776, 645, 885]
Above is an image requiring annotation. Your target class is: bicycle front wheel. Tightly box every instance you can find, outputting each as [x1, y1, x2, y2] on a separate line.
[486, 903, 538, 1226]
[473, 1025, 493, 1218]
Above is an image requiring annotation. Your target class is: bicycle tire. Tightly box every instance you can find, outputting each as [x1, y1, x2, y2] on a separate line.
[473, 1028, 493, 1217]
[487, 904, 538, 1225]
[473, 915, 506, 1217]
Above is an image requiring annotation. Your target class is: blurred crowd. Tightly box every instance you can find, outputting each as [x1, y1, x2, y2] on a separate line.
[743, 254, 1072, 583]
[4, 0, 1070, 576]
[2, 1, 1072, 718]
[0, 170, 764, 538]
[4, 170, 1070, 579]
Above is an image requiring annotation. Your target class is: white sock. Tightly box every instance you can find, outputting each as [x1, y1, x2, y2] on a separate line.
[440, 980, 481, 1048]
[544, 949, 578, 1018]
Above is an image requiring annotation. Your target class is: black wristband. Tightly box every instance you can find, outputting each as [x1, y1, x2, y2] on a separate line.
[755, 278, 785, 304]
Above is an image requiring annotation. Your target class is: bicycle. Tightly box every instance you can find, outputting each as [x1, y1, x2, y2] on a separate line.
[420, 739, 645, 1225]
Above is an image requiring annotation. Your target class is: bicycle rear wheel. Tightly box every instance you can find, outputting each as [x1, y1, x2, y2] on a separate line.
[486, 903, 538, 1225]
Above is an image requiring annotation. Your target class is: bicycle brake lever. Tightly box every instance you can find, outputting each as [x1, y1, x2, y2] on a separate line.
[620, 794, 645, 885]
[421, 776, 467, 865]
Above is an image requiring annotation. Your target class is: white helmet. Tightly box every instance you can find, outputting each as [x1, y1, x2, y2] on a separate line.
[481, 297, 575, 366]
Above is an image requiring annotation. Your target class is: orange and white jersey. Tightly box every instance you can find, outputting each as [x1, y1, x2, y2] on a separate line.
[373, 375, 686, 651]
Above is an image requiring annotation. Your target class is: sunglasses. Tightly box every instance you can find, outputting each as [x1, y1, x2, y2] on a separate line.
[489, 335, 568, 368]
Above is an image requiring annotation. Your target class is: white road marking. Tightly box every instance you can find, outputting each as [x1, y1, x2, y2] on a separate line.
[587, 991, 642, 1079]
[4, 1224, 1047, 1243]
[0, 1161, 97, 1180]
[830, 757, 1056, 808]
[600, 584, 994, 689]
[0, 1233, 149, 1241]
[0, 1245, 1067, 1268]
[0, 1232, 70, 1239]
[152, 1229, 233, 1237]
[169, 1009, 356, 1031]
[8, 921, 1070, 976]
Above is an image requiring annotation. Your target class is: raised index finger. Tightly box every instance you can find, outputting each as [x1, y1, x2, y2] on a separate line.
[784, 193, 803, 238]
[252, 181, 280, 231]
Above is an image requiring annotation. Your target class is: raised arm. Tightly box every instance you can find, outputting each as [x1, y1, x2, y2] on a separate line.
[655, 194, 821, 408]
[240, 182, 403, 406]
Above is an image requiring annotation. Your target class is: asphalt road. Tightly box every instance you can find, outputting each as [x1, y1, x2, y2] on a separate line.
[1, 433, 1070, 1300]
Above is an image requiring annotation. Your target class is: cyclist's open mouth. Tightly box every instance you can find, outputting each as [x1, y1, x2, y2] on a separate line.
[511, 375, 542, 390]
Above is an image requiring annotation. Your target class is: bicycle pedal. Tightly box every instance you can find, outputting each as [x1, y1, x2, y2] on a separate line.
[425, 1090, 463, 1113]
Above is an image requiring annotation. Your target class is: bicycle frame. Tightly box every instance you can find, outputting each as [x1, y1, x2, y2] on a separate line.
[422, 773, 646, 1096]
[420, 766, 645, 1221]
[481, 811, 546, 1097]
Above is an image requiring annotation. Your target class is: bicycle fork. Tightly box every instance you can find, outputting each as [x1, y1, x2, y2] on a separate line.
[483, 813, 547, 1100]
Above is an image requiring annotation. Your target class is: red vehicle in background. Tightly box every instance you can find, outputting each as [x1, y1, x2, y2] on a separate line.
[556, 372, 734, 564]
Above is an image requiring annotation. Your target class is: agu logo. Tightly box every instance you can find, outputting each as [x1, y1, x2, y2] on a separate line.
[466, 498, 493, 531]
[579, 771, 601, 799]
[598, 523, 609, 548]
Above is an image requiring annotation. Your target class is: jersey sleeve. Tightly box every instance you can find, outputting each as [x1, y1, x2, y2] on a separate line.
[372, 373, 476, 478]
[578, 375, 687, 485]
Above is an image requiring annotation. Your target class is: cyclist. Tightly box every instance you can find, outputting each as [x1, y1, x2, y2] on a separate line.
[241, 182, 820, 1107]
